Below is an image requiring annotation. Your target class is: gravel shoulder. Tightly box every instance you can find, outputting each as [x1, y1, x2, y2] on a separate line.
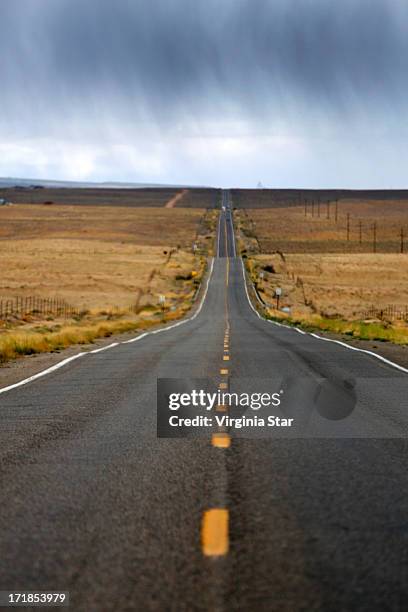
[316, 330, 408, 369]
[0, 328, 143, 389]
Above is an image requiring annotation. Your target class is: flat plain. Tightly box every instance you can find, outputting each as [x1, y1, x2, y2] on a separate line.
[235, 200, 408, 254]
[0, 204, 215, 311]
[234, 190, 408, 329]
[0, 190, 218, 363]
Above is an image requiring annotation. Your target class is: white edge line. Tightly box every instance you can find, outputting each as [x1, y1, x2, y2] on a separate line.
[0, 353, 86, 395]
[122, 332, 148, 344]
[241, 258, 262, 320]
[240, 257, 408, 375]
[309, 333, 408, 374]
[254, 286, 265, 307]
[217, 208, 221, 257]
[90, 342, 119, 354]
[0, 258, 216, 396]
[228, 192, 237, 257]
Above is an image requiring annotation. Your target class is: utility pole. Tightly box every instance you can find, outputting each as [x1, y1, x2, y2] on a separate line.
[317, 198, 321, 217]
[312, 200, 315, 217]
[335, 199, 338, 223]
[304, 199, 307, 217]
[373, 222, 377, 253]
[359, 220, 362, 244]
[346, 213, 350, 242]
[326, 200, 330, 219]
[401, 227, 404, 254]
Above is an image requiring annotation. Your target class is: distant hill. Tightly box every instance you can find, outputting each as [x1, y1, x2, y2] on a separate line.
[0, 177, 206, 189]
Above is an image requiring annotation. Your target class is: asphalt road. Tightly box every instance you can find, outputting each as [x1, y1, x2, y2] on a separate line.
[0, 191, 407, 611]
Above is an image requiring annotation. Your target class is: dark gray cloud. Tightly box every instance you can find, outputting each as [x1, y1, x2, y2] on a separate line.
[0, 0, 407, 186]
[2, 0, 408, 118]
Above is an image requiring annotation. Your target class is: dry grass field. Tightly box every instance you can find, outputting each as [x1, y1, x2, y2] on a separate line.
[235, 201, 408, 254]
[236, 191, 408, 342]
[1, 239, 198, 311]
[247, 253, 408, 320]
[0, 202, 217, 362]
[0, 204, 216, 311]
[0, 203, 206, 245]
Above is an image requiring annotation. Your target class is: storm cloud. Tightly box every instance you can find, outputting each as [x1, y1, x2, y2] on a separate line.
[0, 0, 407, 186]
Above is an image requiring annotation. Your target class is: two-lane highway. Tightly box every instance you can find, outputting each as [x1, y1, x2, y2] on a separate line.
[217, 190, 236, 258]
[0, 191, 407, 611]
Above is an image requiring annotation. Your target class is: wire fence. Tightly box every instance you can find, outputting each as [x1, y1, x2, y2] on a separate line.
[362, 305, 408, 321]
[0, 296, 79, 319]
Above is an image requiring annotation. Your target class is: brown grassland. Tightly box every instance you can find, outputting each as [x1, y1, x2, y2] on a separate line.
[236, 199, 408, 253]
[0, 201, 217, 363]
[234, 194, 408, 344]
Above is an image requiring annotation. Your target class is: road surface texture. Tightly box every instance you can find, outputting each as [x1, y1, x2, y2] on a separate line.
[0, 191, 407, 611]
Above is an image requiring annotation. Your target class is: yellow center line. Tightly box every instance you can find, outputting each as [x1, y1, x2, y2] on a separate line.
[226, 259, 229, 288]
[216, 404, 228, 412]
[224, 213, 229, 262]
[204, 200, 231, 558]
[224, 214, 230, 327]
[212, 433, 231, 448]
[202, 509, 229, 556]
[217, 211, 231, 406]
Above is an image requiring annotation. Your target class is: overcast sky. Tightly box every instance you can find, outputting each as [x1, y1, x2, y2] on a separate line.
[1, 0, 407, 187]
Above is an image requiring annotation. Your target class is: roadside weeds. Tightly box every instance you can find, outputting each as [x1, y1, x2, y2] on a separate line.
[0, 286, 200, 365]
[240, 255, 408, 346]
[265, 310, 408, 345]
